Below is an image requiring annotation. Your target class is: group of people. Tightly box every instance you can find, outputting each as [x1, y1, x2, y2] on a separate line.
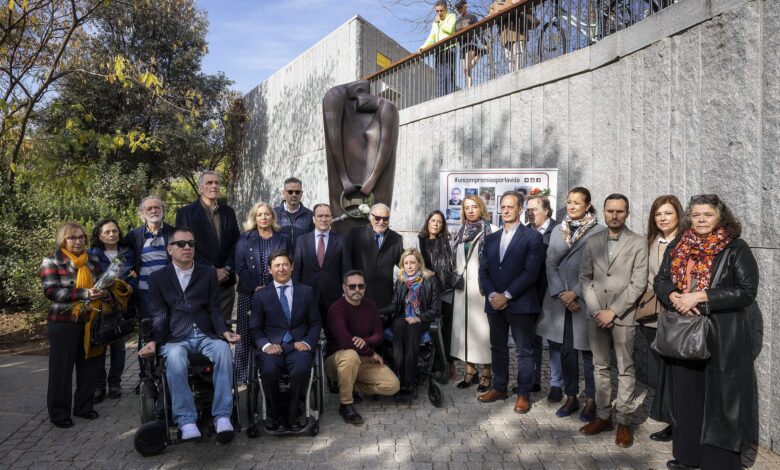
[40, 170, 758, 470]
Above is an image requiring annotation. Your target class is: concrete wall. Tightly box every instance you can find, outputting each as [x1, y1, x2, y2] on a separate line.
[231, 16, 409, 216]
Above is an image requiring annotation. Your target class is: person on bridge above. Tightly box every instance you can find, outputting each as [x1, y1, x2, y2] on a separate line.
[274, 177, 314, 254]
[138, 227, 241, 443]
[420, 0, 458, 96]
[454, 1, 482, 88]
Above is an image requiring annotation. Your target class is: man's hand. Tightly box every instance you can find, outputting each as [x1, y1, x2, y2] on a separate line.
[138, 341, 156, 358]
[370, 352, 384, 366]
[264, 344, 283, 355]
[593, 310, 616, 328]
[405, 316, 421, 324]
[223, 331, 240, 343]
[352, 336, 366, 349]
[489, 292, 509, 310]
[215, 268, 229, 283]
[294, 342, 311, 351]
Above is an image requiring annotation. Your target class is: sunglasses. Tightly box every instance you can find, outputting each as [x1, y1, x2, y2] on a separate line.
[371, 215, 390, 222]
[346, 283, 366, 291]
[286, 190, 302, 195]
[169, 240, 196, 248]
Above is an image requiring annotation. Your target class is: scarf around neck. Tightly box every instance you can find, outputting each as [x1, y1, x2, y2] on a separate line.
[669, 227, 732, 292]
[452, 220, 492, 262]
[403, 272, 424, 318]
[561, 212, 598, 248]
[61, 249, 95, 318]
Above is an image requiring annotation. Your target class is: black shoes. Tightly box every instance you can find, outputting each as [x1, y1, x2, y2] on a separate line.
[339, 404, 364, 426]
[352, 391, 363, 404]
[94, 390, 106, 404]
[51, 418, 74, 428]
[580, 398, 596, 422]
[666, 460, 699, 470]
[288, 417, 305, 432]
[267, 417, 287, 432]
[457, 371, 479, 389]
[107, 387, 122, 399]
[74, 410, 99, 420]
[547, 386, 563, 403]
[651, 425, 673, 442]
[531, 383, 542, 393]
[555, 396, 580, 417]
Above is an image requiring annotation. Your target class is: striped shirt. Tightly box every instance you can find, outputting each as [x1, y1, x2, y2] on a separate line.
[138, 229, 168, 291]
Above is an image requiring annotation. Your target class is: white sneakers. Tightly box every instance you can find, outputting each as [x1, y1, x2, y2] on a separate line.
[180, 423, 201, 440]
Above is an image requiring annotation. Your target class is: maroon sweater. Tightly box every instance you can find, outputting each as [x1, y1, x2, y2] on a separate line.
[326, 297, 384, 357]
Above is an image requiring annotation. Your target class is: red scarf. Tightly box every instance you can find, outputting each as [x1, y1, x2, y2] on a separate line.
[669, 227, 732, 292]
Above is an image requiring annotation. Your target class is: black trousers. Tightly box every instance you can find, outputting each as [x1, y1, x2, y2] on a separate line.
[47, 322, 101, 421]
[258, 343, 314, 421]
[440, 300, 454, 359]
[638, 324, 661, 390]
[392, 316, 429, 386]
[671, 359, 742, 469]
[549, 310, 595, 398]
[487, 312, 537, 397]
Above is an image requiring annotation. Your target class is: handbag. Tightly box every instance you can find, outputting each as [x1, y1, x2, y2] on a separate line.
[634, 290, 660, 322]
[91, 310, 135, 346]
[651, 309, 710, 360]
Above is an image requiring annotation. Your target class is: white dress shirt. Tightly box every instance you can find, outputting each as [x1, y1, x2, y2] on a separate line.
[262, 279, 311, 351]
[535, 218, 551, 235]
[173, 263, 194, 292]
[498, 224, 519, 300]
[314, 229, 330, 252]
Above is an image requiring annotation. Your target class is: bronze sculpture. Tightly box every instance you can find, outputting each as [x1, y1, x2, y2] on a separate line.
[323, 79, 399, 233]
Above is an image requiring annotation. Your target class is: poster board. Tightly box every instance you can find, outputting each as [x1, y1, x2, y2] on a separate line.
[439, 168, 558, 231]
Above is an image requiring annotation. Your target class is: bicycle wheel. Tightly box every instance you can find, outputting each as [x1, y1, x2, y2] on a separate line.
[539, 19, 567, 62]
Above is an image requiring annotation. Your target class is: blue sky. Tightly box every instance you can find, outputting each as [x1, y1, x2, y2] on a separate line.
[195, 0, 435, 93]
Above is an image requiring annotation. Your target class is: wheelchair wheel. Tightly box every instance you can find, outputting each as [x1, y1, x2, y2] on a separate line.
[139, 380, 157, 424]
[134, 421, 168, 456]
[427, 382, 444, 408]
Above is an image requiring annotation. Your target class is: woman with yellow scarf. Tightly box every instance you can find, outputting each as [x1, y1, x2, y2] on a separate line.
[40, 221, 109, 428]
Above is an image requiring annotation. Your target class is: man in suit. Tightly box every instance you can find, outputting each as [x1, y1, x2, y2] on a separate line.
[250, 249, 321, 432]
[175, 171, 240, 321]
[293, 203, 349, 327]
[345, 203, 403, 309]
[477, 191, 545, 414]
[138, 227, 241, 443]
[579, 194, 648, 448]
[526, 195, 563, 402]
[274, 177, 314, 253]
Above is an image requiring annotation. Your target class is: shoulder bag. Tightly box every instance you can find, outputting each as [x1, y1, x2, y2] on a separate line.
[634, 290, 660, 322]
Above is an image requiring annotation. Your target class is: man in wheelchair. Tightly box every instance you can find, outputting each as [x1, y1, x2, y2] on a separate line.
[138, 227, 241, 443]
[249, 249, 321, 432]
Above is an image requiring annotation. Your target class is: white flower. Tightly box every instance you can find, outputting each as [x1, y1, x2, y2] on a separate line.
[359, 204, 370, 214]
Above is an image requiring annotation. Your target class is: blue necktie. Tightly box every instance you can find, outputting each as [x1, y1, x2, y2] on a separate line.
[375, 233, 382, 249]
[278, 285, 293, 343]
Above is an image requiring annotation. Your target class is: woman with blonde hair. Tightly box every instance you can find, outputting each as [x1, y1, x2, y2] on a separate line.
[233, 202, 291, 383]
[383, 248, 442, 402]
[451, 194, 498, 391]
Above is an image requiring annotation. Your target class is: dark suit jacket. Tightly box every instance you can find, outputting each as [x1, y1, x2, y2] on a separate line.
[175, 199, 240, 287]
[479, 224, 545, 315]
[345, 225, 404, 308]
[292, 230, 349, 309]
[249, 281, 321, 351]
[234, 231, 292, 295]
[527, 218, 557, 302]
[147, 263, 228, 344]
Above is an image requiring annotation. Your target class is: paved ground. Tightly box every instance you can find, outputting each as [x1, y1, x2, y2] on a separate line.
[1, 344, 779, 470]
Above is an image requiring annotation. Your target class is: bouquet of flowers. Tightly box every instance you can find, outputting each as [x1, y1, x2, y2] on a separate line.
[93, 251, 128, 291]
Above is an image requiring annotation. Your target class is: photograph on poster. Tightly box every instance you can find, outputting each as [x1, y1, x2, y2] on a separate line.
[464, 188, 478, 197]
[448, 187, 463, 206]
[479, 187, 495, 208]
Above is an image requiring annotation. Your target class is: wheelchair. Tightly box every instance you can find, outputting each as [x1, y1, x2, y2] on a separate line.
[382, 318, 449, 408]
[134, 319, 241, 456]
[245, 338, 326, 437]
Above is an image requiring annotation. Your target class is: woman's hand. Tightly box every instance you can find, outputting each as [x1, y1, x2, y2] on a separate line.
[566, 301, 580, 312]
[558, 291, 577, 306]
[671, 291, 707, 316]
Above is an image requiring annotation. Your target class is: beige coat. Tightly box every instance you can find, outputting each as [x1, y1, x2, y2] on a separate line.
[580, 227, 648, 326]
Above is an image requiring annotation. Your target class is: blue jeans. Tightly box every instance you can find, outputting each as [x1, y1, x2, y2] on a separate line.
[160, 327, 234, 426]
[533, 335, 563, 388]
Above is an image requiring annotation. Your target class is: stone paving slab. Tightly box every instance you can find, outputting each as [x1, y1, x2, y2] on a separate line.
[1, 344, 779, 469]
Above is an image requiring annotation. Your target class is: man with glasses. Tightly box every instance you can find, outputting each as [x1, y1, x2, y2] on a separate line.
[176, 171, 241, 321]
[325, 270, 400, 426]
[274, 177, 314, 253]
[293, 203, 349, 327]
[345, 203, 403, 309]
[139, 227, 241, 443]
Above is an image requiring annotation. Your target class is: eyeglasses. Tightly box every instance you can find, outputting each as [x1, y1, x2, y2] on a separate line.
[286, 190, 302, 195]
[346, 283, 366, 291]
[314, 214, 332, 219]
[169, 240, 196, 248]
[66, 235, 86, 242]
[371, 215, 390, 222]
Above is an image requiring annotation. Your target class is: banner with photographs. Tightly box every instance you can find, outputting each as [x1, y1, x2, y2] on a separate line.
[440, 168, 558, 231]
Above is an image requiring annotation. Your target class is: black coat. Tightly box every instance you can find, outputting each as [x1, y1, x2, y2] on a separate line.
[292, 230, 349, 309]
[175, 199, 240, 287]
[381, 274, 442, 324]
[345, 225, 403, 309]
[652, 237, 759, 452]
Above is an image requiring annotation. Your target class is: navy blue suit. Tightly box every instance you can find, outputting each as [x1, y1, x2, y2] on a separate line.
[234, 231, 292, 294]
[479, 224, 545, 397]
[249, 282, 321, 421]
[292, 230, 349, 325]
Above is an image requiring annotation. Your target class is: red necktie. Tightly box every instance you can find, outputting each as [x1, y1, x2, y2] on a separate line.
[317, 234, 325, 268]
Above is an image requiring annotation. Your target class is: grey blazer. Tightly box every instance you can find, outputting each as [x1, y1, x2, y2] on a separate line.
[579, 227, 649, 327]
[536, 223, 606, 351]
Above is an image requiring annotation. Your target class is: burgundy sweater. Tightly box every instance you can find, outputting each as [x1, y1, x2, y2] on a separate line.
[326, 297, 384, 357]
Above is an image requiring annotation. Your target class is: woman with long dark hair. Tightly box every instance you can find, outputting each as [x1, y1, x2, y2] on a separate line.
[654, 194, 758, 470]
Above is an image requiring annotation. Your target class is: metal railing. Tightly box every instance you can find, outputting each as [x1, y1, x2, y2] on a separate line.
[367, 0, 678, 110]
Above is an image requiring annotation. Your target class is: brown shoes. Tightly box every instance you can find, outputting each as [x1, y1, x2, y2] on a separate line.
[513, 395, 531, 414]
[477, 389, 508, 403]
[579, 417, 613, 435]
[615, 424, 634, 448]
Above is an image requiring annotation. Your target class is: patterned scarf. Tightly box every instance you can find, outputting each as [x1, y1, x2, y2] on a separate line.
[670, 227, 732, 292]
[452, 220, 492, 262]
[403, 272, 424, 319]
[61, 249, 95, 319]
[561, 212, 598, 248]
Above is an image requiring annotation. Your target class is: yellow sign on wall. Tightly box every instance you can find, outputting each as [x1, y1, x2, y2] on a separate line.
[376, 52, 391, 70]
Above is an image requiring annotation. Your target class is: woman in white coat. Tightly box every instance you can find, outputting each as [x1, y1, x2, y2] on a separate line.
[450, 195, 498, 392]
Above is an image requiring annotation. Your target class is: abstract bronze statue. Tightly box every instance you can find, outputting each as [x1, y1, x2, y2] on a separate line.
[323, 79, 399, 233]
